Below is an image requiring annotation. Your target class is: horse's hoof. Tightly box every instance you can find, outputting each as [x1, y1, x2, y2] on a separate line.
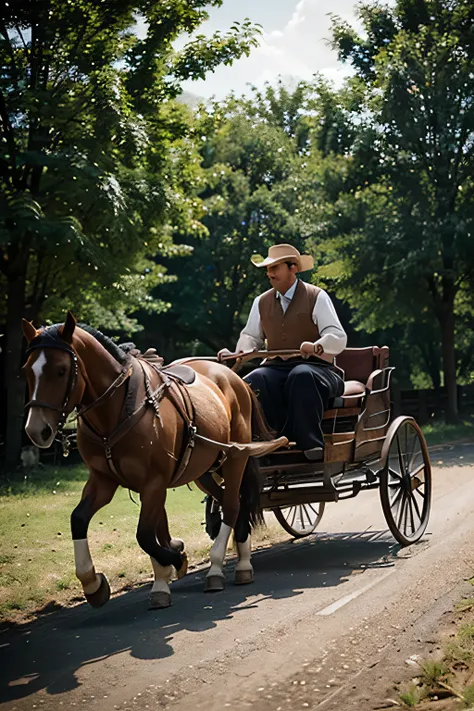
[204, 575, 225, 592]
[235, 568, 254, 585]
[149, 591, 172, 609]
[176, 551, 188, 580]
[170, 538, 185, 553]
[85, 573, 110, 608]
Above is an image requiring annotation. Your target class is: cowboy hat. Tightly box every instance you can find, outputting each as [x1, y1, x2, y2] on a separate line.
[251, 243, 314, 272]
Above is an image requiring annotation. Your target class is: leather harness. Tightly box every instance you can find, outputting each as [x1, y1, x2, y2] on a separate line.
[25, 336, 230, 488]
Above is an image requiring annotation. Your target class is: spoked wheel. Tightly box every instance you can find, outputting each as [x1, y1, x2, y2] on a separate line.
[380, 416, 431, 546]
[274, 502, 325, 538]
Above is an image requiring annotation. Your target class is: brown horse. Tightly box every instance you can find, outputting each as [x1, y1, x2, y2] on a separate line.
[21, 313, 287, 609]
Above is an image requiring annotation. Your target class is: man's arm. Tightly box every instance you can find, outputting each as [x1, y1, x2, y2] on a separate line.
[235, 295, 265, 352]
[304, 290, 347, 356]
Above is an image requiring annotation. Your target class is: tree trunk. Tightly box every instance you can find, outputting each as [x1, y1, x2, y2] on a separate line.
[438, 305, 458, 424]
[3, 272, 27, 472]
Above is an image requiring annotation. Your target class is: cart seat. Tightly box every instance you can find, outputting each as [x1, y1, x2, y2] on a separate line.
[323, 346, 390, 417]
[324, 381, 365, 416]
[344, 380, 365, 396]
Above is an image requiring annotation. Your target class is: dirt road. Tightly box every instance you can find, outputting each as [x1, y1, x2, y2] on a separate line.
[2, 444, 474, 711]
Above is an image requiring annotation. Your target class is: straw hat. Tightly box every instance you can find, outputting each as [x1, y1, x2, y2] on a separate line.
[251, 243, 314, 272]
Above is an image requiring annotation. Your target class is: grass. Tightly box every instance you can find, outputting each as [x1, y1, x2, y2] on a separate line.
[0, 463, 286, 625]
[422, 417, 474, 447]
[398, 590, 474, 709]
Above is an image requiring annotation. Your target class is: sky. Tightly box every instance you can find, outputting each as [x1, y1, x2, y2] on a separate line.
[144, 0, 364, 100]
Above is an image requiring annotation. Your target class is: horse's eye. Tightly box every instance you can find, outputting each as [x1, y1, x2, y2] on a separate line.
[57, 367, 67, 377]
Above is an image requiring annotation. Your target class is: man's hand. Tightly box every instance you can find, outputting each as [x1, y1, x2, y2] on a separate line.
[300, 341, 324, 358]
[217, 348, 235, 362]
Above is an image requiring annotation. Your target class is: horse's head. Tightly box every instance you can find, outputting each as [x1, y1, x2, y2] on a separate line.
[22, 312, 84, 448]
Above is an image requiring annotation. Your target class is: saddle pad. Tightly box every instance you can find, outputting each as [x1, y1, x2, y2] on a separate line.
[162, 364, 196, 385]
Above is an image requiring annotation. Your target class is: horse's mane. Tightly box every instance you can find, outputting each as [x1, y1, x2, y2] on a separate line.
[40, 323, 129, 365]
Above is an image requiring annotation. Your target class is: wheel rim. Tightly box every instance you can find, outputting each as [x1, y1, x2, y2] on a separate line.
[383, 420, 431, 543]
[276, 502, 324, 536]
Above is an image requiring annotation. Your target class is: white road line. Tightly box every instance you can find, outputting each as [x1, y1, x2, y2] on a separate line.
[316, 570, 395, 616]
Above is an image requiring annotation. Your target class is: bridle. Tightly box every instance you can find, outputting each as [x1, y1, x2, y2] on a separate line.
[24, 332, 133, 452]
[24, 334, 80, 434]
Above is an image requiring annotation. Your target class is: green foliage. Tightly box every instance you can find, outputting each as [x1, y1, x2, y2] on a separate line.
[463, 683, 474, 707]
[151, 81, 334, 354]
[0, 0, 262, 467]
[0, 0, 261, 328]
[312, 0, 474, 419]
[419, 659, 449, 687]
[399, 681, 425, 707]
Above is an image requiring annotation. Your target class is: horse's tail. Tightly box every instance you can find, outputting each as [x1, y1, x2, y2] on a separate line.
[245, 382, 275, 442]
[233, 384, 274, 541]
[236, 456, 265, 540]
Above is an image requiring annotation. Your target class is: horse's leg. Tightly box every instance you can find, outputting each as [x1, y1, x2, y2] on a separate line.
[148, 558, 173, 610]
[235, 538, 253, 585]
[136, 481, 184, 609]
[71, 473, 118, 608]
[205, 457, 246, 592]
[155, 504, 188, 582]
[196, 472, 224, 504]
[196, 472, 224, 541]
[234, 498, 254, 586]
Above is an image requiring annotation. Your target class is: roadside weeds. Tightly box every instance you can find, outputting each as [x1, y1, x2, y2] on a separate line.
[395, 580, 474, 709]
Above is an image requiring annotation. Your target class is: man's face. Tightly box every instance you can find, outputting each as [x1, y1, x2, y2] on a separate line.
[266, 262, 297, 293]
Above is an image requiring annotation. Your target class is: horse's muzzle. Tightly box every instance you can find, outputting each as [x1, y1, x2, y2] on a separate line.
[25, 408, 57, 449]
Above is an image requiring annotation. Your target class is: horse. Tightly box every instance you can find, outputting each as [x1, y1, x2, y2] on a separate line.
[21, 313, 287, 609]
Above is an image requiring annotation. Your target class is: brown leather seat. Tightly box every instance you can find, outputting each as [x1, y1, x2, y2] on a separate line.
[323, 347, 389, 418]
[344, 380, 365, 396]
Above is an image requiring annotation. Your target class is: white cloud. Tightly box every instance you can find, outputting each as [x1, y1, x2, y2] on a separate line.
[180, 0, 361, 99]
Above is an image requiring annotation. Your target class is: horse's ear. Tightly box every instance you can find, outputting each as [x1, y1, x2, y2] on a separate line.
[60, 311, 76, 343]
[22, 318, 37, 344]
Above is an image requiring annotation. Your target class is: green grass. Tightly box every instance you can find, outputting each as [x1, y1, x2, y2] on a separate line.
[422, 416, 474, 447]
[0, 463, 286, 625]
[0, 463, 211, 624]
[399, 683, 426, 708]
[397, 597, 474, 708]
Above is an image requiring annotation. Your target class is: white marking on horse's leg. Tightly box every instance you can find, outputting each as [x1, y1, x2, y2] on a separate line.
[150, 557, 172, 595]
[73, 539, 101, 595]
[25, 351, 47, 429]
[235, 536, 252, 573]
[207, 522, 232, 579]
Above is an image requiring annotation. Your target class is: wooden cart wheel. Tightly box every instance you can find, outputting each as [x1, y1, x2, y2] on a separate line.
[273, 502, 325, 538]
[379, 416, 431, 546]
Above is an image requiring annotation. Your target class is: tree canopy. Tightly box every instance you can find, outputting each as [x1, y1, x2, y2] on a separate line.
[311, 0, 474, 421]
[0, 0, 261, 467]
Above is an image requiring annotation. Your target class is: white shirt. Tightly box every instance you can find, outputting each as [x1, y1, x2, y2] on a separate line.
[236, 280, 347, 355]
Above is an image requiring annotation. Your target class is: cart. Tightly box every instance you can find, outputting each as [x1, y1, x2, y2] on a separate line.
[219, 347, 431, 546]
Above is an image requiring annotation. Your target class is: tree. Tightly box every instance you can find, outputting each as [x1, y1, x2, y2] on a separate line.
[321, 0, 474, 422]
[0, 0, 261, 469]
[151, 82, 327, 355]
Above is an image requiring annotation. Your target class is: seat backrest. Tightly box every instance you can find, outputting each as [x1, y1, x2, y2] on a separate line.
[335, 346, 389, 383]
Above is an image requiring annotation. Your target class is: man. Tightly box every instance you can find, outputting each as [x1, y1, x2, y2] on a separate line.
[218, 243, 347, 460]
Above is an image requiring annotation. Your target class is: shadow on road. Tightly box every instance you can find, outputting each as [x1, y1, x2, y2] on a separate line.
[0, 529, 395, 704]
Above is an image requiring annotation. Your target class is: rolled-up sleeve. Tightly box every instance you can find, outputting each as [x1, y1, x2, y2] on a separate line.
[313, 290, 347, 356]
[236, 295, 265, 352]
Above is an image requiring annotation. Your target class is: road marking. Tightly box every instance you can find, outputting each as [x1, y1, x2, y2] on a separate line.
[316, 570, 395, 616]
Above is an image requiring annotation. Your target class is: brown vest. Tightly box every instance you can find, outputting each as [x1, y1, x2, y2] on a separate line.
[258, 281, 332, 362]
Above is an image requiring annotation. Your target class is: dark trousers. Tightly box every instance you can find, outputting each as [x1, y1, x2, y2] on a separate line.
[244, 359, 344, 450]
